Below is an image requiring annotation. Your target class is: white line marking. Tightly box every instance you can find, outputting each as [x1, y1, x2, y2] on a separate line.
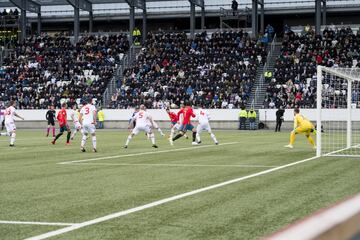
[0, 220, 76, 226]
[57, 142, 239, 165]
[26, 155, 319, 240]
[67, 162, 278, 168]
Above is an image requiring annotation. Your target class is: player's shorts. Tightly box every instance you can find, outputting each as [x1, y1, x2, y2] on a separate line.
[179, 124, 194, 132]
[82, 124, 96, 134]
[59, 124, 70, 133]
[172, 123, 181, 130]
[294, 126, 314, 135]
[47, 120, 55, 126]
[132, 125, 152, 135]
[5, 121, 16, 133]
[197, 123, 212, 133]
[74, 122, 82, 130]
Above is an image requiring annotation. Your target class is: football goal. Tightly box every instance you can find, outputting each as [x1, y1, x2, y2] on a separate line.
[316, 66, 360, 157]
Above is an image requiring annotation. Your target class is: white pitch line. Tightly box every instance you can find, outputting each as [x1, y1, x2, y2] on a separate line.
[57, 142, 239, 165]
[68, 162, 279, 168]
[0, 220, 76, 226]
[26, 154, 320, 240]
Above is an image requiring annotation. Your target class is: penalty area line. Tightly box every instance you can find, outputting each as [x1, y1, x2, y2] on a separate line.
[57, 142, 239, 165]
[67, 162, 279, 168]
[26, 154, 320, 240]
[0, 220, 76, 227]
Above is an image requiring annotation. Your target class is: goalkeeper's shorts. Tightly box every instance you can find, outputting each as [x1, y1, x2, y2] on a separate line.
[294, 126, 314, 135]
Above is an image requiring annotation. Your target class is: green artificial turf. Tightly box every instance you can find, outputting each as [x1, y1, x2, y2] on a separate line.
[0, 130, 359, 240]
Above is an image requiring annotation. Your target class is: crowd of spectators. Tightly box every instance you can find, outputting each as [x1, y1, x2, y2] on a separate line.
[264, 26, 360, 109]
[110, 30, 267, 109]
[0, 33, 129, 109]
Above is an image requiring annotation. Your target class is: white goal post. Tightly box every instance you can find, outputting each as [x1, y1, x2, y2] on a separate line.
[316, 66, 360, 157]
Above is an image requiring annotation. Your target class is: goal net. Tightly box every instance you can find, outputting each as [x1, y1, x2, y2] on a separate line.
[317, 66, 360, 157]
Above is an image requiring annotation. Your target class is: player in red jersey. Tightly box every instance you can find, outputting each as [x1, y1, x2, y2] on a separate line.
[51, 103, 71, 145]
[170, 101, 197, 145]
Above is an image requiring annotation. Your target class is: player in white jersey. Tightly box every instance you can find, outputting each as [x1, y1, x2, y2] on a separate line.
[195, 108, 218, 145]
[0, 100, 24, 147]
[70, 105, 82, 140]
[125, 105, 158, 148]
[79, 100, 97, 152]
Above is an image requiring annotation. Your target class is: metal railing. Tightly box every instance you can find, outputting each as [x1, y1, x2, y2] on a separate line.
[250, 34, 278, 109]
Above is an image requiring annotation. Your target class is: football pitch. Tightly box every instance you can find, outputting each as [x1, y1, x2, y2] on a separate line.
[1, 130, 360, 240]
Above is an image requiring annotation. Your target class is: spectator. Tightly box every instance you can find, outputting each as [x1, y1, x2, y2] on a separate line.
[265, 24, 275, 40]
[0, 33, 129, 109]
[232, 0, 238, 16]
[264, 26, 359, 109]
[116, 30, 266, 109]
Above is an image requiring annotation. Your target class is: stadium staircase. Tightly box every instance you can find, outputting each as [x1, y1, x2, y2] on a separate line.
[102, 45, 142, 107]
[243, 36, 281, 129]
[247, 36, 282, 110]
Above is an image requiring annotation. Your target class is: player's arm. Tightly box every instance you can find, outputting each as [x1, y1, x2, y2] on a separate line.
[177, 109, 183, 119]
[79, 113, 83, 125]
[93, 109, 97, 125]
[128, 114, 136, 129]
[46, 111, 49, 120]
[14, 112, 24, 120]
[293, 115, 298, 130]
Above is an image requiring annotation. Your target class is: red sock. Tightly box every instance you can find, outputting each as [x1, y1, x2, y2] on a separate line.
[52, 127, 55, 136]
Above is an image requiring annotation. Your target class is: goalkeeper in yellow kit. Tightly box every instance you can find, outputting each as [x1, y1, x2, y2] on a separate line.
[285, 108, 317, 149]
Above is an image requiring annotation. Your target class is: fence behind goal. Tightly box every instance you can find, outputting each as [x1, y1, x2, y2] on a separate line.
[317, 66, 360, 157]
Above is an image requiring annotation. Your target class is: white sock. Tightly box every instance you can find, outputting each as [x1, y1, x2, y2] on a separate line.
[10, 133, 16, 145]
[158, 128, 164, 136]
[125, 135, 132, 146]
[196, 133, 201, 142]
[210, 133, 218, 143]
[81, 135, 87, 148]
[92, 136, 97, 149]
[150, 133, 156, 145]
[0, 132, 9, 136]
[170, 127, 175, 139]
[71, 130, 78, 139]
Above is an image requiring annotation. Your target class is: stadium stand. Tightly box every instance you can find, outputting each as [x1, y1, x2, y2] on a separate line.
[110, 30, 267, 109]
[263, 26, 360, 109]
[0, 33, 129, 109]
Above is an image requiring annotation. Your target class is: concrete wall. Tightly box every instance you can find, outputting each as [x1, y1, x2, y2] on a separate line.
[2, 109, 360, 130]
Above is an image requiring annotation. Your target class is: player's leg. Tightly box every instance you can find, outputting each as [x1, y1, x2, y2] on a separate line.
[71, 123, 80, 140]
[196, 124, 202, 143]
[305, 130, 316, 149]
[46, 123, 50, 137]
[207, 125, 218, 145]
[70, 128, 77, 140]
[190, 125, 197, 144]
[172, 124, 185, 142]
[147, 127, 158, 148]
[89, 125, 97, 152]
[53, 126, 64, 144]
[285, 128, 303, 148]
[0, 123, 10, 137]
[6, 123, 16, 146]
[81, 127, 88, 152]
[170, 123, 176, 140]
[125, 127, 139, 148]
[91, 133, 97, 152]
[65, 125, 71, 144]
[51, 122, 56, 137]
